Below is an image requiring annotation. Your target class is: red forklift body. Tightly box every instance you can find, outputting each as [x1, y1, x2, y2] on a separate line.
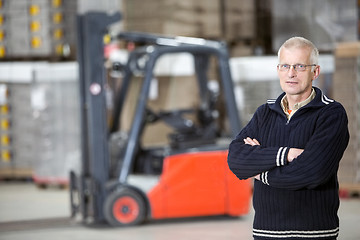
[148, 150, 251, 219]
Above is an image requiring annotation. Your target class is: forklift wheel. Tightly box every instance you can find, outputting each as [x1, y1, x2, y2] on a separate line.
[104, 188, 146, 227]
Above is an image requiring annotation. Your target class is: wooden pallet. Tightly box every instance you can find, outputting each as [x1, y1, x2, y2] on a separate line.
[339, 183, 360, 198]
[0, 168, 33, 181]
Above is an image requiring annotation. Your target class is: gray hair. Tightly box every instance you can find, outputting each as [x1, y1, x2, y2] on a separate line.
[277, 37, 319, 65]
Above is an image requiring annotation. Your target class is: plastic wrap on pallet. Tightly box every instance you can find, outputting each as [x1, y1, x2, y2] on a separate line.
[0, 62, 81, 183]
[31, 62, 81, 186]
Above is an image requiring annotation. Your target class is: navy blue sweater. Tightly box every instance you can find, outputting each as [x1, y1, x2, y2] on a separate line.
[228, 87, 349, 240]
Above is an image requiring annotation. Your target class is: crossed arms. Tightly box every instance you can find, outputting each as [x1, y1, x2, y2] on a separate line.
[243, 137, 303, 180]
[227, 103, 349, 190]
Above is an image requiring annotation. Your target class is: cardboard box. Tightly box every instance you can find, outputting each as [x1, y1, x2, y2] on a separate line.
[333, 42, 360, 184]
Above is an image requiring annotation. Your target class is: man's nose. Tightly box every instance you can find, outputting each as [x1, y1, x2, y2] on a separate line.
[288, 66, 297, 77]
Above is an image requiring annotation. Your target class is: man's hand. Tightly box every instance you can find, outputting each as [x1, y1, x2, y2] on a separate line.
[244, 137, 261, 180]
[243, 137, 304, 177]
[244, 137, 303, 163]
[287, 148, 304, 162]
[243, 137, 260, 146]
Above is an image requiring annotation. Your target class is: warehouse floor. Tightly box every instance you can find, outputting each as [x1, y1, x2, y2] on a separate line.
[0, 182, 359, 240]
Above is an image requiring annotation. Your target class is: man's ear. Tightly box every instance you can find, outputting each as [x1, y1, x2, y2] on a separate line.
[312, 65, 320, 81]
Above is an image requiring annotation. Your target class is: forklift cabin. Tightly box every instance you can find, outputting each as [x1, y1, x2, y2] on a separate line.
[70, 12, 251, 227]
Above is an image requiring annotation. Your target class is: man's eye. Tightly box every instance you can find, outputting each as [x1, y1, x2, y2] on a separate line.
[296, 64, 305, 69]
[281, 64, 289, 69]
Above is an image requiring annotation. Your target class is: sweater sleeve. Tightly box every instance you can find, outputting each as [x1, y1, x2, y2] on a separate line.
[262, 103, 349, 190]
[227, 105, 290, 180]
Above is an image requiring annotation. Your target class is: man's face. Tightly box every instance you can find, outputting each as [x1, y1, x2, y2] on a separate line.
[277, 47, 320, 100]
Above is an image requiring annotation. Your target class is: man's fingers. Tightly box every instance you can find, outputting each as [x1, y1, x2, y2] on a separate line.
[253, 138, 260, 145]
[287, 148, 304, 162]
[244, 137, 260, 146]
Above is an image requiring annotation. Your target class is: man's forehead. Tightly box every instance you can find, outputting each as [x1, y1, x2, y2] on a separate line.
[280, 47, 311, 59]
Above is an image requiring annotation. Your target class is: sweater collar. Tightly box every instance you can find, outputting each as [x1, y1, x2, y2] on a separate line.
[268, 87, 334, 114]
[281, 88, 316, 118]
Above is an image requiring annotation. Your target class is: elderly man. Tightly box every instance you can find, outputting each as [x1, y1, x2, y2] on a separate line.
[227, 36, 349, 240]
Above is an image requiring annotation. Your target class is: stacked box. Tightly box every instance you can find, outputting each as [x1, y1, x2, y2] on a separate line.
[254, 0, 272, 55]
[0, 63, 36, 178]
[223, 0, 256, 41]
[7, 83, 35, 175]
[0, 0, 77, 59]
[333, 42, 360, 186]
[0, 83, 12, 177]
[122, 0, 256, 42]
[123, 0, 221, 38]
[0, 1, 30, 57]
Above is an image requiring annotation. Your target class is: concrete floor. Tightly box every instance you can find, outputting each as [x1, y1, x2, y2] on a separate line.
[0, 182, 359, 240]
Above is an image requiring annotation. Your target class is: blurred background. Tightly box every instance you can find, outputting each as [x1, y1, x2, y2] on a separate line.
[0, 0, 359, 239]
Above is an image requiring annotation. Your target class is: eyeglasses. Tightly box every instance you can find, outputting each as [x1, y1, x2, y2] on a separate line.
[277, 64, 316, 72]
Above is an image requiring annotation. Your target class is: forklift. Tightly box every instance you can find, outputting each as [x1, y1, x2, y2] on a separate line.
[70, 12, 251, 227]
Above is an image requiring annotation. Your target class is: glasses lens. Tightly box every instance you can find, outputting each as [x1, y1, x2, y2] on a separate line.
[295, 64, 306, 71]
[279, 64, 289, 71]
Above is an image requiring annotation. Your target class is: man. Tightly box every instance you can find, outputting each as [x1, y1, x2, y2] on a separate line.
[227, 36, 349, 240]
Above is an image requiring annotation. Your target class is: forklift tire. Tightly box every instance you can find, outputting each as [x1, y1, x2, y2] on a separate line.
[103, 188, 146, 227]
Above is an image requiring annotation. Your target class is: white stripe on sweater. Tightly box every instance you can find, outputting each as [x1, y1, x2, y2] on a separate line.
[261, 171, 269, 185]
[276, 147, 287, 166]
[281, 147, 287, 165]
[323, 94, 334, 103]
[253, 227, 339, 239]
[321, 93, 334, 105]
[276, 147, 283, 166]
[267, 99, 276, 104]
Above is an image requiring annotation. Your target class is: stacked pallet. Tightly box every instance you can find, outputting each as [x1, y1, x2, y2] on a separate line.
[0, 0, 77, 60]
[333, 42, 360, 197]
[0, 63, 36, 179]
[0, 62, 81, 185]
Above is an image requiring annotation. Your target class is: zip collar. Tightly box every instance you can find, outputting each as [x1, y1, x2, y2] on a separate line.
[267, 87, 334, 115]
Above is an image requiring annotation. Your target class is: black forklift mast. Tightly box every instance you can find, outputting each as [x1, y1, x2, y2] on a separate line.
[72, 11, 121, 223]
[71, 11, 242, 224]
